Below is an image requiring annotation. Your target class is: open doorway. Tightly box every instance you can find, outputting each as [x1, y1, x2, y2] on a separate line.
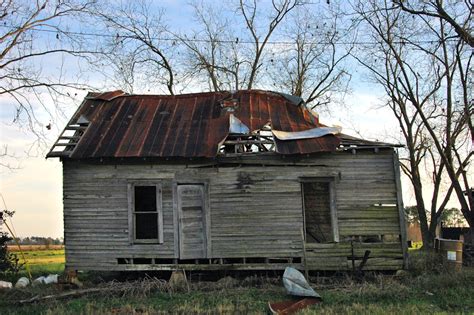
[302, 180, 338, 243]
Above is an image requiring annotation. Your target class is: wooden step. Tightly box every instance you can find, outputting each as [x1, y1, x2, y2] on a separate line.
[54, 143, 78, 147]
[65, 126, 87, 131]
[59, 136, 81, 140]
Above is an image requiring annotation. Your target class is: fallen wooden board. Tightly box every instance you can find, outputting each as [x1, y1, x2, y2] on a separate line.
[18, 288, 107, 304]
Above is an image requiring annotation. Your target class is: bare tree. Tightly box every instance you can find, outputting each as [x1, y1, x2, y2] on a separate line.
[178, 1, 241, 92]
[238, 0, 301, 90]
[269, 6, 353, 109]
[92, 1, 177, 95]
[0, 145, 20, 170]
[0, 0, 103, 169]
[0, 0, 100, 128]
[98, 0, 350, 108]
[394, 0, 474, 47]
[180, 0, 302, 92]
[353, 0, 473, 246]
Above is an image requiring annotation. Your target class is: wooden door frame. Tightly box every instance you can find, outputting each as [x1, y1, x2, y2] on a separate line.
[300, 177, 339, 243]
[173, 180, 211, 259]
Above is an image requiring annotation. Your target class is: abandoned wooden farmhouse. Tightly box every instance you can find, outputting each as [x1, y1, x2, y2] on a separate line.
[47, 90, 408, 271]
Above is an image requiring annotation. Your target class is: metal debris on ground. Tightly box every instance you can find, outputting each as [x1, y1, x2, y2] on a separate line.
[269, 267, 322, 314]
[15, 277, 29, 288]
[282, 267, 320, 298]
[269, 298, 321, 315]
[32, 276, 46, 286]
[30, 274, 59, 286]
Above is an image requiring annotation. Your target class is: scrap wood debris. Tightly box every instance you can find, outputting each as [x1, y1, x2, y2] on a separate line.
[18, 287, 107, 304]
[16, 277, 170, 304]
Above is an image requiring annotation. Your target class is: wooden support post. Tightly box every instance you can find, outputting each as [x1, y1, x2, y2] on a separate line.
[301, 228, 309, 280]
[350, 241, 356, 273]
[393, 150, 409, 269]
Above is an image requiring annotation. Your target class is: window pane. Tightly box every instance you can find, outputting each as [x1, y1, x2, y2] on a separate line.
[135, 186, 157, 212]
[135, 213, 158, 239]
[303, 182, 332, 243]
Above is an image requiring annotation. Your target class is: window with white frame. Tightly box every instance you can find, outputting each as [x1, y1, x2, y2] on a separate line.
[128, 183, 163, 244]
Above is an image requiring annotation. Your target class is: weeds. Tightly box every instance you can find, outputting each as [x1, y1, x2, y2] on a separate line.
[1, 269, 473, 314]
[1, 250, 473, 314]
[408, 250, 448, 274]
[91, 276, 172, 298]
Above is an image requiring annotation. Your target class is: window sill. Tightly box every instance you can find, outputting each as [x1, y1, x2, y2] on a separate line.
[133, 239, 161, 244]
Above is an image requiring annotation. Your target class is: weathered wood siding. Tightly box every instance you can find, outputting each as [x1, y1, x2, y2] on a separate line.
[177, 184, 208, 259]
[62, 149, 404, 271]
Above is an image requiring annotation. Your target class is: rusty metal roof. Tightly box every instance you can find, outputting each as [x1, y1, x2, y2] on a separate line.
[48, 90, 342, 159]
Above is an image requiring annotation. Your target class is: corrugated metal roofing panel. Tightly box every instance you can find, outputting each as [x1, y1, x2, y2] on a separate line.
[49, 90, 342, 159]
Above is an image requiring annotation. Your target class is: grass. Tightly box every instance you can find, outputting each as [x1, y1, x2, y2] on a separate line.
[2, 249, 65, 283]
[7, 245, 64, 252]
[19, 249, 65, 280]
[20, 249, 65, 266]
[1, 249, 473, 314]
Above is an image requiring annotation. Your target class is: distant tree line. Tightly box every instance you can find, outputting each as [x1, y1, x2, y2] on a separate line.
[7, 236, 63, 246]
[405, 206, 468, 227]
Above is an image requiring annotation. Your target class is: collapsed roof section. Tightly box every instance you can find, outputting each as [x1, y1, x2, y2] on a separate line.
[47, 90, 397, 159]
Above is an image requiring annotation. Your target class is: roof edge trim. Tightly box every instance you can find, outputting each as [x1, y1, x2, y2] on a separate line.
[86, 90, 128, 101]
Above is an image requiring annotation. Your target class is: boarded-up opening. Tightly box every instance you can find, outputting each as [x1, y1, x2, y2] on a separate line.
[303, 182, 334, 243]
[177, 184, 208, 259]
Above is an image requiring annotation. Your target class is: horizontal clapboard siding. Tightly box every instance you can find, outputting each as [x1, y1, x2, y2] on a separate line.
[62, 166, 176, 270]
[62, 149, 403, 271]
[305, 242, 404, 270]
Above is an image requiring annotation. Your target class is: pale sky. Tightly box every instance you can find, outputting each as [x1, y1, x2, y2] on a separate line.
[0, 0, 464, 238]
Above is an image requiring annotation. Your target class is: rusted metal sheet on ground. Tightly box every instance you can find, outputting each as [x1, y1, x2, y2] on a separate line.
[268, 267, 322, 314]
[269, 298, 321, 315]
[49, 90, 341, 159]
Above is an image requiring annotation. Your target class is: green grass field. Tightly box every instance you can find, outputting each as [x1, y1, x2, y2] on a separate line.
[17, 249, 65, 278]
[1, 249, 474, 314]
[0, 248, 65, 284]
[20, 249, 65, 265]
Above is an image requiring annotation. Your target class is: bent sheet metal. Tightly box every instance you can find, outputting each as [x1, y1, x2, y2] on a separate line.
[269, 267, 322, 314]
[282, 267, 321, 298]
[273, 126, 342, 141]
